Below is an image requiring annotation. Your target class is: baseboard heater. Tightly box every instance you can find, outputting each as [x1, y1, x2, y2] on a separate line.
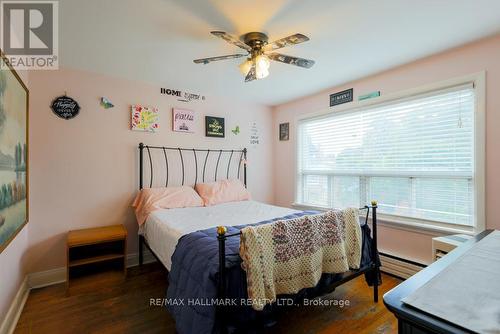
[379, 252, 426, 279]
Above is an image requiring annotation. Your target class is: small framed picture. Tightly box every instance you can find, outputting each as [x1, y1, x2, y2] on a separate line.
[131, 105, 159, 132]
[205, 116, 225, 138]
[279, 122, 289, 141]
[172, 108, 194, 133]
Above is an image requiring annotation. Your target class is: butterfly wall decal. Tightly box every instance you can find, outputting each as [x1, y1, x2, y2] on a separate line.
[100, 97, 114, 109]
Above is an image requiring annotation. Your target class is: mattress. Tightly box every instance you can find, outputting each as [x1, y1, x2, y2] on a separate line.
[142, 200, 299, 270]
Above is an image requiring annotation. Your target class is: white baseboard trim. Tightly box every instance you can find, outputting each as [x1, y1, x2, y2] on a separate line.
[28, 267, 66, 289]
[0, 251, 158, 334]
[27, 252, 158, 289]
[0, 277, 29, 334]
[380, 253, 425, 279]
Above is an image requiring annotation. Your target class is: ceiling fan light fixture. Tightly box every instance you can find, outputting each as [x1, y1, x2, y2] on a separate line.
[239, 59, 253, 75]
[254, 54, 270, 80]
[255, 54, 270, 70]
[195, 31, 314, 82]
[255, 65, 269, 79]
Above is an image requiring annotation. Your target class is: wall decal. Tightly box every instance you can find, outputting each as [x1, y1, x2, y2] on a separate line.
[249, 122, 260, 146]
[358, 91, 380, 101]
[51, 95, 80, 120]
[100, 97, 114, 109]
[161, 87, 205, 103]
[231, 126, 240, 135]
[131, 105, 159, 132]
[172, 108, 194, 133]
[0, 53, 28, 253]
[205, 116, 225, 138]
[330, 88, 353, 107]
[279, 122, 289, 141]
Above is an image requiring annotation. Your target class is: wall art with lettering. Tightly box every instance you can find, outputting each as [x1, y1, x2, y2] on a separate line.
[172, 108, 194, 133]
[51, 95, 80, 120]
[330, 88, 353, 107]
[249, 122, 260, 147]
[161, 87, 205, 103]
[205, 116, 224, 138]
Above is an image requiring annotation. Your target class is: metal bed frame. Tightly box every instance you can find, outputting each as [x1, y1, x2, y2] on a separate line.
[137, 143, 380, 330]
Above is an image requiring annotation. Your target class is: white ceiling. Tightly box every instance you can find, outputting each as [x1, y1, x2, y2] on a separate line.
[59, 0, 500, 106]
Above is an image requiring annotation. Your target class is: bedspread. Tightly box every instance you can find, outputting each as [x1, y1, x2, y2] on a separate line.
[166, 210, 379, 334]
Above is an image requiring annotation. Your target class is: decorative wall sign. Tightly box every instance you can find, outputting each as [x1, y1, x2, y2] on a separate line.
[0, 53, 28, 254]
[51, 95, 80, 120]
[205, 116, 225, 138]
[131, 105, 159, 132]
[358, 91, 380, 101]
[249, 122, 260, 146]
[100, 97, 114, 109]
[279, 122, 289, 141]
[161, 87, 205, 103]
[172, 108, 194, 133]
[330, 88, 353, 107]
[231, 126, 240, 135]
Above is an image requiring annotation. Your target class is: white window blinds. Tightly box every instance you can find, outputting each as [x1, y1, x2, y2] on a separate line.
[297, 84, 475, 226]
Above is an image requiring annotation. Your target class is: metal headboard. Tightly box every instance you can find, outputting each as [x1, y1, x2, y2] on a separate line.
[138, 143, 247, 189]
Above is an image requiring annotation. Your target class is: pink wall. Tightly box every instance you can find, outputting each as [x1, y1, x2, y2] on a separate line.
[0, 70, 30, 325]
[272, 34, 500, 264]
[26, 68, 274, 272]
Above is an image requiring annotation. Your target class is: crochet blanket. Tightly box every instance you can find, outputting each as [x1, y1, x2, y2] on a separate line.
[240, 209, 362, 310]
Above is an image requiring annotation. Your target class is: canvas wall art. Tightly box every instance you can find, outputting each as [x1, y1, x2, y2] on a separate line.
[131, 105, 159, 132]
[205, 116, 225, 138]
[172, 108, 194, 133]
[0, 52, 29, 253]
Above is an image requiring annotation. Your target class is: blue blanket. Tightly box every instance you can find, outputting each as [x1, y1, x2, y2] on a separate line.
[166, 211, 379, 334]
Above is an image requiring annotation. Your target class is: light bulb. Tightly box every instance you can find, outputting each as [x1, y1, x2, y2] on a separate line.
[256, 66, 269, 79]
[255, 54, 270, 71]
[239, 59, 252, 75]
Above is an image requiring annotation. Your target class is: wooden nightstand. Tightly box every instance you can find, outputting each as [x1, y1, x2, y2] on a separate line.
[67, 225, 127, 289]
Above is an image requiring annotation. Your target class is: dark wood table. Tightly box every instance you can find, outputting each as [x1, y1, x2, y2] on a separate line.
[383, 230, 493, 334]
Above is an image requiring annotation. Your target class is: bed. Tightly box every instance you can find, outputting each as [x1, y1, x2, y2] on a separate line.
[136, 143, 381, 333]
[140, 200, 300, 270]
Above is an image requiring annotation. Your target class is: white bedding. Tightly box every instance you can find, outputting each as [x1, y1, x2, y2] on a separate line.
[141, 200, 299, 270]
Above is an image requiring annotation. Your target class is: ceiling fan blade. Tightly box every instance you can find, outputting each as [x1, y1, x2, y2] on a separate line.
[244, 63, 257, 82]
[193, 54, 247, 64]
[263, 33, 310, 52]
[211, 31, 252, 52]
[268, 53, 315, 69]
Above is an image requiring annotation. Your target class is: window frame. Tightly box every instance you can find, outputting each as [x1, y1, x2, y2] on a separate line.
[293, 72, 486, 235]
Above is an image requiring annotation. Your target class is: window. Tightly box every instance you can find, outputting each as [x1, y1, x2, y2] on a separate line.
[297, 83, 481, 230]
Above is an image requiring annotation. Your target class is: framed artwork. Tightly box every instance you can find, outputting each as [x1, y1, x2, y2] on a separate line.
[131, 105, 159, 132]
[330, 88, 353, 107]
[205, 116, 225, 138]
[172, 108, 194, 133]
[0, 51, 29, 253]
[279, 122, 289, 141]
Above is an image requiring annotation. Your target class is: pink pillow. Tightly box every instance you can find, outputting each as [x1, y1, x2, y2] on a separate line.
[195, 179, 251, 206]
[132, 186, 203, 225]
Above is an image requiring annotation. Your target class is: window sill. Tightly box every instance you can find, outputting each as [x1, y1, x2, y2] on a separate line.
[291, 203, 481, 237]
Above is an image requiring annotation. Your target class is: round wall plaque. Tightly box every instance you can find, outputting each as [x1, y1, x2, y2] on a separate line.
[51, 96, 80, 120]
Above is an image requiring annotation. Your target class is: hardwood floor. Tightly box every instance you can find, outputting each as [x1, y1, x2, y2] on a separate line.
[15, 262, 401, 334]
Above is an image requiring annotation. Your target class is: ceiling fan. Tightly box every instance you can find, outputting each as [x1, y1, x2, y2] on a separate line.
[193, 31, 315, 82]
